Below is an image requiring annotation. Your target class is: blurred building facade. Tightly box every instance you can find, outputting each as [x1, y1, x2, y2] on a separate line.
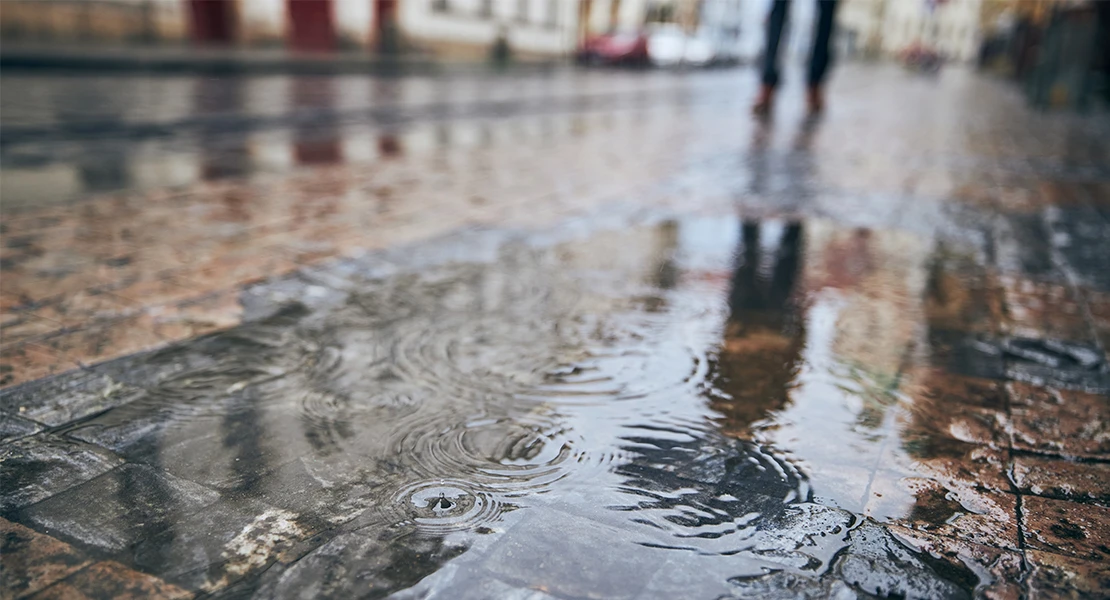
[837, 0, 982, 61]
[0, 0, 581, 59]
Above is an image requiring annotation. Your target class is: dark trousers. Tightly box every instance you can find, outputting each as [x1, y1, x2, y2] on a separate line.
[761, 0, 839, 88]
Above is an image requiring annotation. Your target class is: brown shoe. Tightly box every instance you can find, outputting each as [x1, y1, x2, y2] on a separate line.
[752, 84, 775, 116]
[806, 86, 825, 115]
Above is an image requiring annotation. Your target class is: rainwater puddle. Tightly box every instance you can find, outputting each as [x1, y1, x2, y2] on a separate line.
[57, 214, 987, 598]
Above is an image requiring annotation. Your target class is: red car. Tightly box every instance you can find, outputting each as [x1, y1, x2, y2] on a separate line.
[577, 30, 649, 66]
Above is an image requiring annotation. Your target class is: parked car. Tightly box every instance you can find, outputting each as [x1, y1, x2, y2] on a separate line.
[577, 30, 649, 66]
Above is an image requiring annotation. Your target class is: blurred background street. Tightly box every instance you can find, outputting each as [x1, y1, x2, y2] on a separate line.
[2, 1, 1110, 599]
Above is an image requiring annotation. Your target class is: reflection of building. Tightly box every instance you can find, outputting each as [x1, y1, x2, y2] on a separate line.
[0, 0, 579, 59]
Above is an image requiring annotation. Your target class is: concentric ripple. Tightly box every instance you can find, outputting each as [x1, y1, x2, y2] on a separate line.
[388, 410, 582, 495]
[384, 479, 505, 534]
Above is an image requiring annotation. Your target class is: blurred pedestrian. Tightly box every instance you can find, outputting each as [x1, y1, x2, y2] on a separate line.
[752, 0, 840, 116]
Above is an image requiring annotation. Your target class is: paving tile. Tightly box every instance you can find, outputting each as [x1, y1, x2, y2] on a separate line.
[0, 341, 78, 389]
[885, 524, 1023, 600]
[1, 265, 108, 309]
[29, 289, 141, 329]
[998, 276, 1093, 343]
[29, 314, 170, 375]
[1008, 382, 1110, 459]
[0, 434, 123, 511]
[922, 266, 1004, 335]
[0, 312, 63, 349]
[27, 561, 193, 600]
[898, 370, 1011, 449]
[249, 529, 469, 599]
[94, 273, 201, 313]
[1020, 495, 1110, 562]
[145, 290, 243, 341]
[881, 430, 1011, 494]
[865, 473, 1019, 550]
[0, 411, 44, 445]
[923, 329, 1007, 381]
[131, 498, 316, 593]
[0, 517, 92, 598]
[480, 510, 666, 600]
[0, 368, 142, 427]
[1012, 454, 1110, 504]
[1025, 549, 1110, 600]
[17, 463, 221, 554]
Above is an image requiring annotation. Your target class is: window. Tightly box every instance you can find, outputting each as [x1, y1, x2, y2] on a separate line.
[479, 0, 493, 18]
[517, 0, 529, 23]
[546, 0, 558, 28]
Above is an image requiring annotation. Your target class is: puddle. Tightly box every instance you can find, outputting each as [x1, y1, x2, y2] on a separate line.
[22, 214, 991, 597]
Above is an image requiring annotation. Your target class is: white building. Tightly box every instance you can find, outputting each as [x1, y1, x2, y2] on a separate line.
[879, 0, 983, 61]
[837, 0, 888, 56]
[401, 0, 581, 59]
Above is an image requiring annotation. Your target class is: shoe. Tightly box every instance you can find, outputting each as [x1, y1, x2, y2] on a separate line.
[806, 86, 825, 115]
[752, 84, 775, 116]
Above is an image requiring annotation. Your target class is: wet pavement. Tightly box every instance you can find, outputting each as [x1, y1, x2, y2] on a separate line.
[2, 65, 1110, 598]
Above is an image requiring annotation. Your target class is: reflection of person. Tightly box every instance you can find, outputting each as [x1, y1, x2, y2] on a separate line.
[712, 220, 806, 438]
[752, 0, 840, 116]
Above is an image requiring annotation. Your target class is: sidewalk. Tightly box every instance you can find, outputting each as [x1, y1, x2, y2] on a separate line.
[0, 43, 563, 75]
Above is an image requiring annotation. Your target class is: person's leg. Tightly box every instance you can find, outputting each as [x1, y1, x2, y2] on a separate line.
[762, 0, 791, 87]
[754, 0, 791, 114]
[806, 0, 839, 112]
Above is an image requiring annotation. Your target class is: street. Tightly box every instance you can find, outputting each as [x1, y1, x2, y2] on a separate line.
[2, 64, 1109, 598]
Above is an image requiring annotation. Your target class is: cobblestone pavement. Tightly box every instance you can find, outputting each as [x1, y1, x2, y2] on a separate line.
[2, 65, 1110, 599]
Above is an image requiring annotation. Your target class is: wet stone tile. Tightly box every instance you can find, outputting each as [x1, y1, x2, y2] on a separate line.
[0, 434, 123, 511]
[29, 289, 141, 329]
[0, 517, 92, 598]
[902, 369, 1008, 411]
[85, 342, 222, 389]
[886, 525, 1023, 600]
[67, 388, 321, 494]
[865, 473, 1019, 550]
[1004, 361, 1110, 396]
[898, 372, 1011, 450]
[28, 560, 193, 600]
[1012, 454, 1110, 505]
[1008, 382, 1110, 459]
[0, 341, 77, 389]
[1025, 549, 1110, 600]
[30, 314, 170, 376]
[722, 521, 981, 600]
[0, 312, 62, 349]
[0, 368, 142, 427]
[16, 463, 220, 554]
[924, 330, 1006, 381]
[881, 431, 1011, 494]
[479, 510, 666, 600]
[223, 458, 382, 526]
[130, 498, 316, 594]
[249, 530, 470, 599]
[0, 410, 43, 444]
[998, 277, 1093, 343]
[1021, 495, 1110, 562]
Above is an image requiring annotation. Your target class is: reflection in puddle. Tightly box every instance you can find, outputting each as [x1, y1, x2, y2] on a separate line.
[51, 214, 986, 597]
